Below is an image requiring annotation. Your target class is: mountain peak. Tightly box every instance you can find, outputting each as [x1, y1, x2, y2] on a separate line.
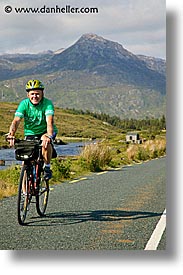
[77, 33, 134, 58]
[80, 33, 106, 42]
[14, 33, 164, 95]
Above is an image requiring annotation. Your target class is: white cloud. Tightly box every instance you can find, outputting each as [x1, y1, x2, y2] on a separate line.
[0, 0, 166, 58]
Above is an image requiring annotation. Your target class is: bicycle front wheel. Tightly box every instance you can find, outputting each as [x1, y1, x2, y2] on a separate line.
[36, 171, 49, 216]
[17, 166, 31, 225]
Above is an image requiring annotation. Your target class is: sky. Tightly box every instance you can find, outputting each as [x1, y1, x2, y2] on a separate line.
[0, 0, 166, 58]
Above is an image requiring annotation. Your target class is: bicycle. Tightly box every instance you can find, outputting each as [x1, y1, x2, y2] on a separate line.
[14, 139, 50, 225]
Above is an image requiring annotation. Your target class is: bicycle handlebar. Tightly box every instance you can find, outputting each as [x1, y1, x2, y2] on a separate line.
[14, 139, 42, 148]
[5, 135, 42, 148]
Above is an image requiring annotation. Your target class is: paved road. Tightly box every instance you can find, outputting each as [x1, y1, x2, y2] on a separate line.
[0, 157, 166, 250]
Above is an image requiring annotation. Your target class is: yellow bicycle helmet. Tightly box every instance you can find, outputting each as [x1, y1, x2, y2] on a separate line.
[26, 79, 44, 91]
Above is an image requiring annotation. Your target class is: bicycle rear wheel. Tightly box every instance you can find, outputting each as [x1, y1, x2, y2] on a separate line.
[17, 166, 32, 225]
[36, 168, 49, 216]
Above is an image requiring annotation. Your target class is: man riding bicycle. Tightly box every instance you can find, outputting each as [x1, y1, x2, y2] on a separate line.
[7, 79, 58, 180]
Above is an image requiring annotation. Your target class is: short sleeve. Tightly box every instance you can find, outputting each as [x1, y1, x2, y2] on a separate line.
[14, 100, 26, 118]
[45, 100, 54, 116]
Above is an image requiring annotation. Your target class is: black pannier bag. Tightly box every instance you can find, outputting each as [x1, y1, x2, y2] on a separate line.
[15, 140, 39, 161]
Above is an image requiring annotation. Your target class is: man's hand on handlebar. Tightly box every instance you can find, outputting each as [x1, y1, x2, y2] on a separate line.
[5, 133, 15, 147]
[41, 134, 52, 149]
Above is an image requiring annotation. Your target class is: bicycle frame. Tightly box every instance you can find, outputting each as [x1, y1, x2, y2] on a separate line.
[23, 143, 43, 195]
[16, 140, 50, 225]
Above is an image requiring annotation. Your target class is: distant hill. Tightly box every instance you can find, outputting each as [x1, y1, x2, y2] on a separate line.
[0, 102, 121, 147]
[0, 33, 166, 119]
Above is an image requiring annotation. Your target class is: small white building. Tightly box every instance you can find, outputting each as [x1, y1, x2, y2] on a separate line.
[126, 133, 141, 144]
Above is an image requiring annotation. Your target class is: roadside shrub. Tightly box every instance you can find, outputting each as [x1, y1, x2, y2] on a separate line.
[51, 158, 71, 181]
[137, 147, 150, 161]
[127, 138, 166, 161]
[0, 165, 21, 199]
[0, 165, 20, 185]
[126, 144, 138, 161]
[79, 143, 112, 172]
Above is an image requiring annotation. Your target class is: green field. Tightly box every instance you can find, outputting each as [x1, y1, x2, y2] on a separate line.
[0, 101, 121, 147]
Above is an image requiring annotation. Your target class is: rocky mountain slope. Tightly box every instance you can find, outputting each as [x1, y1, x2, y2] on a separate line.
[0, 33, 166, 118]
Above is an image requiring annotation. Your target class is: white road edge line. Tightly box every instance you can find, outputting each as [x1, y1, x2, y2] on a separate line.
[144, 208, 166, 250]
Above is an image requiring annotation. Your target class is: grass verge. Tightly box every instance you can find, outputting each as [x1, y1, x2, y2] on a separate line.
[0, 136, 166, 200]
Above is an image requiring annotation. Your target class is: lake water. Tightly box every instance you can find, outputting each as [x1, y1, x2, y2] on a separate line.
[0, 142, 86, 170]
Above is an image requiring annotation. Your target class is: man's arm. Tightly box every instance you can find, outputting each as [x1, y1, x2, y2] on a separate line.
[46, 115, 54, 137]
[7, 116, 21, 146]
[41, 115, 54, 149]
[9, 116, 21, 136]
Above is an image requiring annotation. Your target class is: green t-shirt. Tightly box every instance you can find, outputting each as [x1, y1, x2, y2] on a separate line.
[15, 97, 58, 136]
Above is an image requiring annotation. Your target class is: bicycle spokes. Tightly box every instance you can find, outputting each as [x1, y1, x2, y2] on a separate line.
[18, 167, 31, 225]
[36, 176, 49, 217]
